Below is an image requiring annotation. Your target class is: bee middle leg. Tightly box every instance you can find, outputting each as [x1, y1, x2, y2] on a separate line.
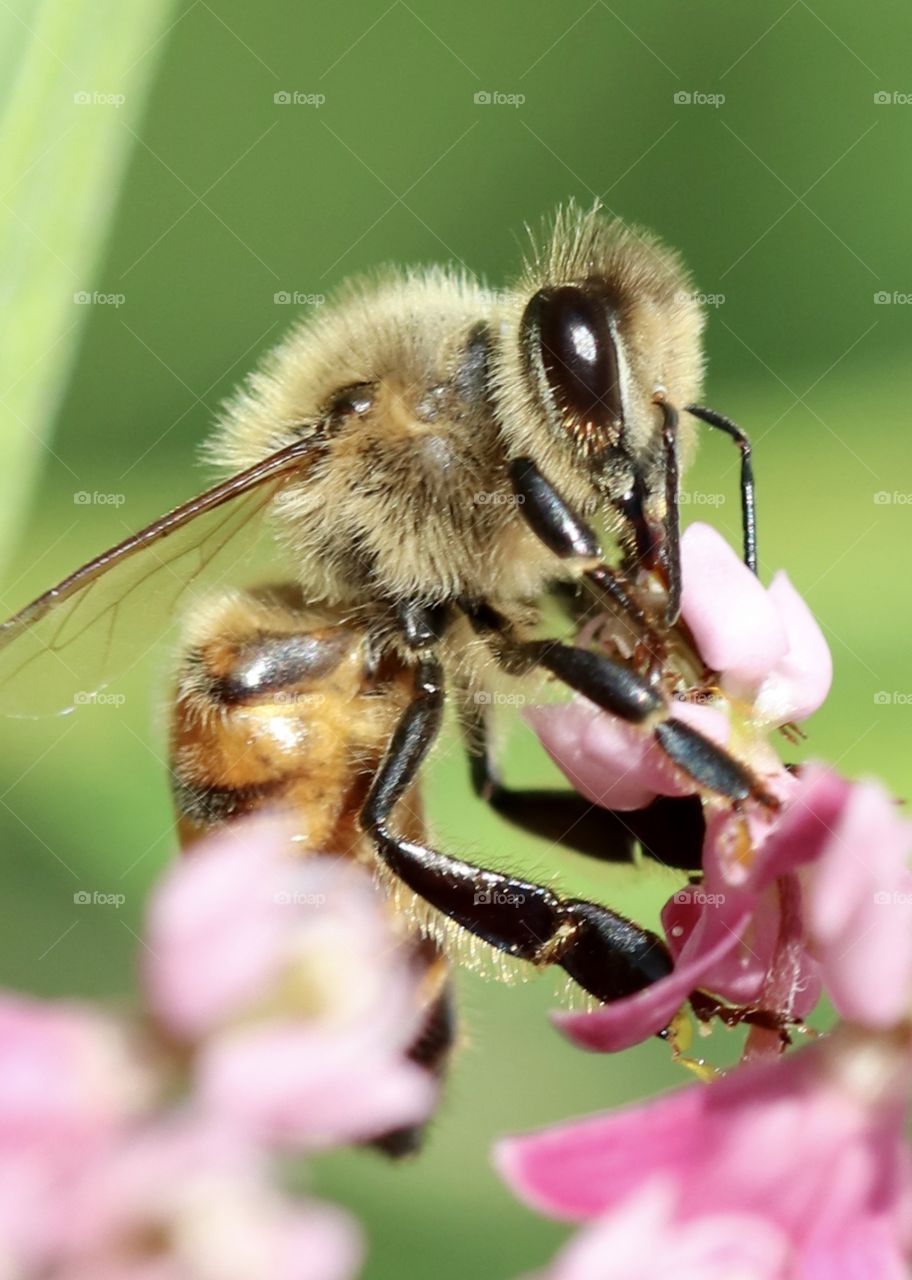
[462, 701, 705, 873]
[362, 654, 674, 1004]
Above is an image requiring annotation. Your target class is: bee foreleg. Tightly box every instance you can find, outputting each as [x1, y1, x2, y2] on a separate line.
[508, 456, 656, 638]
[463, 601, 769, 808]
[362, 655, 673, 1003]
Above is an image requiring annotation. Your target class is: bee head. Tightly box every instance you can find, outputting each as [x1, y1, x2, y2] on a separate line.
[492, 203, 706, 534]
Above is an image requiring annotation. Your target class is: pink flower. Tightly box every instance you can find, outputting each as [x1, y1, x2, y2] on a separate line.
[526, 1186, 790, 1279]
[144, 821, 437, 1150]
[0, 997, 158, 1273]
[522, 525, 911, 1053]
[51, 1118, 361, 1280]
[496, 1024, 912, 1278]
[555, 764, 912, 1053]
[528, 522, 831, 812]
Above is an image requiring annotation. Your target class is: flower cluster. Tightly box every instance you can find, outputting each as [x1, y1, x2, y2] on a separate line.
[498, 524, 912, 1276]
[0, 825, 435, 1278]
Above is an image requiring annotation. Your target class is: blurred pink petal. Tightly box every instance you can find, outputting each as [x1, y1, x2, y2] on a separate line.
[680, 522, 788, 688]
[532, 1185, 790, 1280]
[198, 1022, 436, 1150]
[53, 1119, 361, 1280]
[496, 1027, 911, 1272]
[0, 997, 158, 1273]
[805, 776, 912, 1029]
[145, 821, 436, 1148]
[0, 996, 154, 1154]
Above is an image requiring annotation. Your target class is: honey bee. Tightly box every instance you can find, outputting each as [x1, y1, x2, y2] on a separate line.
[0, 204, 765, 1151]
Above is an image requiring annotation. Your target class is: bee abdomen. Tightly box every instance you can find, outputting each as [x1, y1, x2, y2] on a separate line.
[168, 591, 401, 854]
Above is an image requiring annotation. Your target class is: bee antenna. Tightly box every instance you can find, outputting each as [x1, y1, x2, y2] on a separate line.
[685, 404, 758, 575]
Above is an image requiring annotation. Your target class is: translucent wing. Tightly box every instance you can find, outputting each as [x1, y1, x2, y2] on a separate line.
[0, 440, 322, 718]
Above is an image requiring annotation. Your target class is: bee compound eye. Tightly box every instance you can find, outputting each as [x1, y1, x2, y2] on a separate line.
[523, 285, 623, 438]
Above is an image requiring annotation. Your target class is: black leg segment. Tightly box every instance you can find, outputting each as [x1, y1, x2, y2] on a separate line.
[685, 403, 758, 574]
[361, 657, 673, 1004]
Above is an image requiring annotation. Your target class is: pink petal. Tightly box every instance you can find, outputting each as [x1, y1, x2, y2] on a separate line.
[662, 885, 778, 1006]
[806, 777, 912, 1028]
[680, 523, 787, 687]
[144, 824, 296, 1037]
[495, 1032, 908, 1254]
[54, 1120, 362, 1280]
[526, 700, 726, 812]
[754, 571, 833, 724]
[526, 702, 664, 811]
[539, 1185, 790, 1280]
[197, 1023, 437, 1149]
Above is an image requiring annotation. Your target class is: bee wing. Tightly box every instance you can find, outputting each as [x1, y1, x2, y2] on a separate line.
[0, 439, 323, 718]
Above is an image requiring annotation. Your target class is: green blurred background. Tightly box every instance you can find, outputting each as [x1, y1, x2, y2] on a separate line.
[1, 1, 910, 1275]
